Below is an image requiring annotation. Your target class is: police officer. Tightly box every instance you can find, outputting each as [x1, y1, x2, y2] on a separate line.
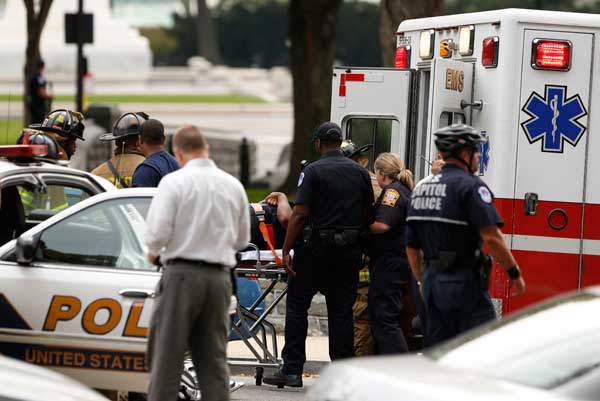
[340, 140, 379, 356]
[263, 122, 373, 388]
[368, 153, 414, 354]
[406, 124, 526, 346]
[26, 59, 52, 124]
[91, 112, 148, 188]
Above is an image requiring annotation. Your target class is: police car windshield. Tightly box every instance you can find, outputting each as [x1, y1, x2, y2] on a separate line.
[427, 292, 600, 390]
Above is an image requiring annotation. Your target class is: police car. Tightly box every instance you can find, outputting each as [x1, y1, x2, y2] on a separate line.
[0, 144, 115, 247]
[307, 286, 600, 401]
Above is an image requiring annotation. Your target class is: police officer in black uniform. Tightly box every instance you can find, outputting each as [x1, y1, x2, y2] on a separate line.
[368, 152, 414, 355]
[263, 122, 374, 388]
[406, 124, 526, 346]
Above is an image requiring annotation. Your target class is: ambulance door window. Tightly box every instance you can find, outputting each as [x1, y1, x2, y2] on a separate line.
[346, 117, 397, 168]
[35, 197, 154, 271]
[439, 112, 466, 127]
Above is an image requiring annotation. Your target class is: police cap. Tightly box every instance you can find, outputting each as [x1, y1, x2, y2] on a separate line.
[99, 112, 149, 142]
[434, 124, 485, 155]
[313, 122, 343, 142]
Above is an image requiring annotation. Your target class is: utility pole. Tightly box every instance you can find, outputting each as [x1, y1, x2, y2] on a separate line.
[76, 0, 84, 113]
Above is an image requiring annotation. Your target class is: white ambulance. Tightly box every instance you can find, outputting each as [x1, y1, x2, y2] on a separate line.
[331, 8, 600, 314]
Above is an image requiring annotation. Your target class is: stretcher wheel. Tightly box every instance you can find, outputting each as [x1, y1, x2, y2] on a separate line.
[255, 367, 264, 386]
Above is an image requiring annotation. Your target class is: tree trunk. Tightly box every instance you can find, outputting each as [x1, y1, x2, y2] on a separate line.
[379, 0, 443, 67]
[196, 0, 221, 64]
[23, 0, 53, 126]
[281, 0, 343, 193]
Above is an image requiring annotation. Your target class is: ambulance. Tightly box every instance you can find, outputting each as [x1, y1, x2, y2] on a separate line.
[331, 8, 600, 314]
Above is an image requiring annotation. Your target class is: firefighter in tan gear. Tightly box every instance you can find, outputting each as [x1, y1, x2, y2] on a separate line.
[18, 109, 86, 213]
[91, 112, 148, 188]
[340, 140, 381, 356]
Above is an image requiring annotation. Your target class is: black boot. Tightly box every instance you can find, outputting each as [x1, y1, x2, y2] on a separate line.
[263, 369, 303, 388]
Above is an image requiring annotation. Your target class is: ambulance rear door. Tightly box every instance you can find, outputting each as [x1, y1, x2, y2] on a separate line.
[425, 59, 475, 164]
[511, 30, 593, 312]
[331, 67, 414, 167]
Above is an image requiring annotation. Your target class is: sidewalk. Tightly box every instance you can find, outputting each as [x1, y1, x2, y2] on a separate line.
[228, 335, 330, 362]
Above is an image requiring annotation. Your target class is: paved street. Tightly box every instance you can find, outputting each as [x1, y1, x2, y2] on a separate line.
[231, 375, 313, 401]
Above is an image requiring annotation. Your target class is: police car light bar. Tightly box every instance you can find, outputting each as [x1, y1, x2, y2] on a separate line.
[482, 36, 499, 68]
[532, 39, 571, 71]
[395, 46, 411, 69]
[0, 145, 48, 158]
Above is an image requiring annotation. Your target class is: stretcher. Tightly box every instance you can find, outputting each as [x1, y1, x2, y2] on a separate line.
[228, 244, 289, 385]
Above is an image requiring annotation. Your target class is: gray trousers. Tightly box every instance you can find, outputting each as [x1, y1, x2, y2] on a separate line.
[147, 262, 231, 401]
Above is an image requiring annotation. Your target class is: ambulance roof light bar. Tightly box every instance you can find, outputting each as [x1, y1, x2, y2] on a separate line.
[458, 25, 475, 56]
[0, 145, 48, 159]
[482, 36, 499, 68]
[532, 39, 571, 71]
[419, 29, 435, 60]
[395, 45, 411, 69]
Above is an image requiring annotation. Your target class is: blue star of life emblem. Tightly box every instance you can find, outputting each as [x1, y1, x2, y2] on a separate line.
[521, 85, 587, 153]
[477, 131, 490, 175]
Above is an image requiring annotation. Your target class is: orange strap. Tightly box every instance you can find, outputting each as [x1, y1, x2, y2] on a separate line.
[252, 203, 283, 266]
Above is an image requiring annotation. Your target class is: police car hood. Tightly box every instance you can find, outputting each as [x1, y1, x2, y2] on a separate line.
[307, 354, 567, 401]
[0, 354, 108, 401]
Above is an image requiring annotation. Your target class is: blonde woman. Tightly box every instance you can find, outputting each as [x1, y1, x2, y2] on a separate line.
[368, 152, 415, 355]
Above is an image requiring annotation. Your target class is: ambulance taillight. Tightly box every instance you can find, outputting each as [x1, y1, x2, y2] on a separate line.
[482, 36, 499, 68]
[395, 46, 411, 69]
[532, 39, 571, 71]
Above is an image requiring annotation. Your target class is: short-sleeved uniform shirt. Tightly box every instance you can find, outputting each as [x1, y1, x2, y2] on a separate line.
[132, 150, 180, 188]
[406, 164, 503, 265]
[27, 73, 47, 116]
[296, 150, 374, 228]
[370, 180, 411, 257]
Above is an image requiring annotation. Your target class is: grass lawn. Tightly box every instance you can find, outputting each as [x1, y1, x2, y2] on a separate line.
[0, 94, 265, 104]
[246, 187, 272, 203]
[0, 119, 24, 145]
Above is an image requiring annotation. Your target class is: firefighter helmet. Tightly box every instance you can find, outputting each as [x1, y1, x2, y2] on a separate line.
[16, 131, 60, 160]
[434, 124, 485, 156]
[99, 112, 149, 141]
[341, 140, 372, 159]
[31, 109, 85, 140]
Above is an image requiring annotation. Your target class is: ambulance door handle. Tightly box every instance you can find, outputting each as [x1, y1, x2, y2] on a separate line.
[460, 99, 483, 111]
[524, 192, 538, 216]
[119, 289, 156, 299]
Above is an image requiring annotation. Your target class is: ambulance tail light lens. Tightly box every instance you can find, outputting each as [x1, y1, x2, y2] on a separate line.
[482, 36, 499, 68]
[395, 46, 411, 68]
[0, 145, 48, 158]
[419, 29, 435, 60]
[532, 39, 571, 71]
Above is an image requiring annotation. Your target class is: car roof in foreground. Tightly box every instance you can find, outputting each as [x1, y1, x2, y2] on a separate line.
[0, 354, 107, 401]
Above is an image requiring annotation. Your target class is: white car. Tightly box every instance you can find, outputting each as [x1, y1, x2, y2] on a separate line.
[0, 353, 108, 401]
[308, 287, 600, 401]
[0, 189, 158, 392]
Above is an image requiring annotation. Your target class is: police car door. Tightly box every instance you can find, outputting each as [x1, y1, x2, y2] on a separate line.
[425, 59, 474, 166]
[331, 67, 414, 166]
[512, 30, 592, 312]
[0, 193, 157, 392]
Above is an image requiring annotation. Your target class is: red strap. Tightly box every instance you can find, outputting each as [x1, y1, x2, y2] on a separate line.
[258, 221, 283, 266]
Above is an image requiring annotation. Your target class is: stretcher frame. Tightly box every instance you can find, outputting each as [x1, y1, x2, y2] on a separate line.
[228, 244, 288, 385]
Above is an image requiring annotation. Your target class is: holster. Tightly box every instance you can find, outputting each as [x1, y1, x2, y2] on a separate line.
[476, 249, 493, 291]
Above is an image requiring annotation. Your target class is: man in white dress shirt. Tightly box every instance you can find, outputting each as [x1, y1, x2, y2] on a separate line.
[145, 125, 250, 401]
